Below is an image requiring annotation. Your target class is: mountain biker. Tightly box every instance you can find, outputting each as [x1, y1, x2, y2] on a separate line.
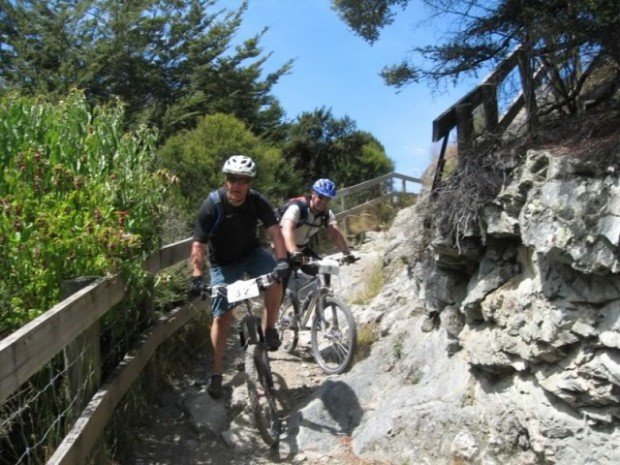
[188, 155, 289, 399]
[279, 178, 354, 288]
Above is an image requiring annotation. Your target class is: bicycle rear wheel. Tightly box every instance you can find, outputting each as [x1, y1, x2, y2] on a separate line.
[245, 344, 281, 445]
[310, 297, 357, 375]
[276, 289, 300, 353]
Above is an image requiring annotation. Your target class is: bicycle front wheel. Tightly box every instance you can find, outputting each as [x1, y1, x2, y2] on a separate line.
[310, 297, 357, 375]
[276, 289, 300, 353]
[244, 344, 281, 445]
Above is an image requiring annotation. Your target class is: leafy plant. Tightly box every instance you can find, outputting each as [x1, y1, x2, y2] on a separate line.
[393, 339, 404, 360]
[158, 112, 296, 220]
[0, 91, 174, 335]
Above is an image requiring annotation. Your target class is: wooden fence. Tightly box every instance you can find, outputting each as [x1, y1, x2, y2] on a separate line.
[334, 171, 422, 236]
[0, 237, 203, 465]
[430, 45, 546, 194]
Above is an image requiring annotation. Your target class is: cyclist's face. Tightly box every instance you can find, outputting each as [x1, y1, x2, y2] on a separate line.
[310, 192, 330, 212]
[226, 175, 252, 205]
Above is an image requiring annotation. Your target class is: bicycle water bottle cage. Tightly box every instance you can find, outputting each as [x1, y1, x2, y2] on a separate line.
[239, 315, 263, 347]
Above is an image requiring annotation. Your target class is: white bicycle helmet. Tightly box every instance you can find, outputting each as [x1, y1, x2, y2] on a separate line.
[222, 155, 257, 178]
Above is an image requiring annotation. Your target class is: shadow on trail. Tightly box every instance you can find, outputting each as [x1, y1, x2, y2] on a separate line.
[274, 379, 363, 462]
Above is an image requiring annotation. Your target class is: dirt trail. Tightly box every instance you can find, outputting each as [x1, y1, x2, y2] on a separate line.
[132, 238, 388, 464]
[133, 299, 357, 464]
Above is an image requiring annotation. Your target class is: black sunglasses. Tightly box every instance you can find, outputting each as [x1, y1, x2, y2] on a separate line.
[226, 175, 252, 185]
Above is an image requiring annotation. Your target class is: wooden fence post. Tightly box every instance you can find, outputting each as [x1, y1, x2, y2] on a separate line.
[456, 103, 474, 171]
[431, 134, 449, 198]
[140, 275, 158, 400]
[517, 49, 539, 131]
[482, 83, 499, 135]
[61, 277, 101, 412]
[61, 277, 104, 465]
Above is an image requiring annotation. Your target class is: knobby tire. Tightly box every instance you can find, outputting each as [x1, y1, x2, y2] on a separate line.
[310, 297, 357, 375]
[277, 288, 300, 353]
[244, 344, 281, 445]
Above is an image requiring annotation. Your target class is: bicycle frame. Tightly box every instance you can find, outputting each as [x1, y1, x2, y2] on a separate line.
[290, 269, 330, 329]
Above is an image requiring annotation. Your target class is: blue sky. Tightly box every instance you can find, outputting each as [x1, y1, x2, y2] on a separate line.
[231, 0, 481, 179]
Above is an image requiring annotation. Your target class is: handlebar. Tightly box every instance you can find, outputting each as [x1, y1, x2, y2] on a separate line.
[289, 254, 360, 277]
[291, 254, 359, 268]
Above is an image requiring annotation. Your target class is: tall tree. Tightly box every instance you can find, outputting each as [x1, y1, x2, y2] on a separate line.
[283, 107, 393, 193]
[0, 0, 292, 140]
[0, 0, 88, 95]
[158, 113, 299, 220]
[332, 0, 620, 92]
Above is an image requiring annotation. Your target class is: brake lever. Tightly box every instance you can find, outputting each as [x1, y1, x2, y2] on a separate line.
[200, 284, 228, 300]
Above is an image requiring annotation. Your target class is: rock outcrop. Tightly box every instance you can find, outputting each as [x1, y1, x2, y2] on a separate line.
[293, 147, 620, 464]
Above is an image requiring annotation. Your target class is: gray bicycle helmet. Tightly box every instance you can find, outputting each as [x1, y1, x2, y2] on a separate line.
[222, 155, 257, 178]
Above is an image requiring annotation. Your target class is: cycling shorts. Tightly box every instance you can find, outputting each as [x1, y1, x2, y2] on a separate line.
[209, 247, 276, 317]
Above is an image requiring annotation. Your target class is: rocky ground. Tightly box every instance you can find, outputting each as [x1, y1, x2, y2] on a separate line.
[131, 234, 389, 465]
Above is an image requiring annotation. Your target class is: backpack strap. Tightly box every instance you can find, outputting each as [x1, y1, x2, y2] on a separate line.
[294, 197, 310, 228]
[280, 196, 329, 229]
[208, 189, 223, 237]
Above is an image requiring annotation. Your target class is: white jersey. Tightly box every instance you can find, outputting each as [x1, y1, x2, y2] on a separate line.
[281, 204, 337, 248]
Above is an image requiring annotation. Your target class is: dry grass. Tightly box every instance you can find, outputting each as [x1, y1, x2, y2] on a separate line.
[351, 259, 384, 305]
[354, 322, 379, 363]
[338, 436, 393, 465]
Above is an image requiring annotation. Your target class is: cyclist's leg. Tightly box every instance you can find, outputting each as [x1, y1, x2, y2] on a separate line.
[209, 263, 243, 375]
[243, 247, 281, 343]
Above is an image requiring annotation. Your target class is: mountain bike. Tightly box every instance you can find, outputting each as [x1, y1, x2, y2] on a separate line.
[202, 273, 281, 446]
[276, 255, 359, 375]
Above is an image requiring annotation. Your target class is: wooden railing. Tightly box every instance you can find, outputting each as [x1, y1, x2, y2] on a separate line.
[0, 237, 203, 465]
[430, 45, 546, 194]
[333, 171, 422, 236]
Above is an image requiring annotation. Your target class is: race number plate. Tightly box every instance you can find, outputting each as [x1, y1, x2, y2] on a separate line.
[227, 279, 260, 303]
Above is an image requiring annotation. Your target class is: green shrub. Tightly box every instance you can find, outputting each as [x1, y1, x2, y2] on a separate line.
[158, 113, 298, 220]
[0, 91, 173, 335]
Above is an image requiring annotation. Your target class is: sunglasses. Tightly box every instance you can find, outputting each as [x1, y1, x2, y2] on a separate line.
[226, 175, 252, 185]
[316, 194, 331, 201]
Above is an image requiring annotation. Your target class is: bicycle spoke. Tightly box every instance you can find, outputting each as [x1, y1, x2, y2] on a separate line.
[311, 298, 357, 375]
[277, 289, 300, 353]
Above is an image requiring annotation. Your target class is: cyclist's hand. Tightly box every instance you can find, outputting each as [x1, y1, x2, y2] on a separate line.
[272, 259, 290, 282]
[188, 275, 204, 298]
[342, 251, 358, 265]
[290, 250, 304, 266]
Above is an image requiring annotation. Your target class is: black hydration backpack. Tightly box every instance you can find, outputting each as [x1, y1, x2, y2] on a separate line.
[276, 196, 329, 229]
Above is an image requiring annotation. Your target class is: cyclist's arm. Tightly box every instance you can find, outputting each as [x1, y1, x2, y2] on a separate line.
[191, 196, 218, 277]
[280, 204, 303, 255]
[265, 224, 288, 260]
[281, 218, 298, 254]
[190, 241, 207, 277]
[326, 222, 350, 254]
